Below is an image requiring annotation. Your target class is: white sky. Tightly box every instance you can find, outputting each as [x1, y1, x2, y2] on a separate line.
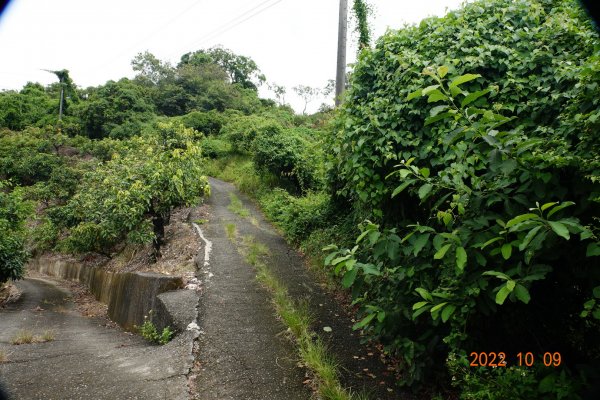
[0, 0, 465, 113]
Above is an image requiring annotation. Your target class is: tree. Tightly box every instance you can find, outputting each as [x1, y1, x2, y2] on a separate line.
[268, 82, 287, 106]
[293, 85, 319, 114]
[131, 51, 175, 86]
[179, 46, 265, 90]
[0, 181, 31, 283]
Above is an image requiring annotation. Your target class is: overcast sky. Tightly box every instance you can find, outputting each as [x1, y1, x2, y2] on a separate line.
[0, 0, 465, 113]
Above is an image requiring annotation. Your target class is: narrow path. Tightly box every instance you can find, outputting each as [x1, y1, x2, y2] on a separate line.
[194, 178, 402, 399]
[0, 278, 190, 400]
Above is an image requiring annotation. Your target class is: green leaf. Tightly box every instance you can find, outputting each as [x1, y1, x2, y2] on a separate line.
[421, 84, 440, 95]
[342, 267, 358, 288]
[324, 251, 338, 266]
[506, 213, 539, 228]
[482, 270, 510, 280]
[391, 179, 416, 198]
[501, 243, 512, 260]
[495, 282, 514, 305]
[406, 89, 422, 101]
[548, 221, 570, 240]
[331, 255, 351, 265]
[514, 284, 531, 304]
[412, 305, 432, 319]
[430, 302, 448, 313]
[425, 112, 453, 126]
[461, 88, 490, 107]
[540, 202, 558, 212]
[586, 243, 600, 257]
[415, 288, 433, 302]
[418, 183, 433, 200]
[456, 246, 467, 271]
[546, 201, 575, 218]
[449, 73, 481, 88]
[480, 236, 502, 249]
[519, 225, 542, 251]
[419, 167, 430, 178]
[353, 313, 375, 329]
[437, 65, 449, 78]
[434, 244, 452, 260]
[427, 90, 448, 103]
[412, 301, 429, 310]
[441, 304, 456, 323]
[412, 233, 430, 256]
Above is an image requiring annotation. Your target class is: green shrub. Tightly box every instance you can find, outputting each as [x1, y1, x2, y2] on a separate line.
[201, 137, 231, 159]
[261, 189, 330, 244]
[0, 182, 31, 283]
[220, 115, 283, 153]
[252, 128, 324, 192]
[137, 312, 174, 345]
[327, 0, 600, 395]
[180, 110, 225, 135]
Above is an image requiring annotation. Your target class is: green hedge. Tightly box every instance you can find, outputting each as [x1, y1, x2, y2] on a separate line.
[328, 0, 600, 397]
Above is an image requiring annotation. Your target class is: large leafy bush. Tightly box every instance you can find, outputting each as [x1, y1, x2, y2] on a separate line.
[0, 182, 31, 283]
[327, 0, 600, 396]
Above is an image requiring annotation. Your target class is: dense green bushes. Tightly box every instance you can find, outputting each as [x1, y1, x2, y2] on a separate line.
[327, 0, 600, 397]
[0, 181, 31, 283]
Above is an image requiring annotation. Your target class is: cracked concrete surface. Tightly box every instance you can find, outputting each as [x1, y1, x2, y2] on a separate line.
[0, 278, 191, 400]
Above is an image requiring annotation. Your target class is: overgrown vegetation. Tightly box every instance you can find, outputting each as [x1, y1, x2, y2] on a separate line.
[1, 0, 599, 397]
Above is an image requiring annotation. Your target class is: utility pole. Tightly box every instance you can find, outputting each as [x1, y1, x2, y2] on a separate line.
[335, 0, 348, 107]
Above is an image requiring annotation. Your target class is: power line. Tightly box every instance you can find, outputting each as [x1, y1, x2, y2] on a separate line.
[102, 0, 207, 69]
[169, 0, 283, 60]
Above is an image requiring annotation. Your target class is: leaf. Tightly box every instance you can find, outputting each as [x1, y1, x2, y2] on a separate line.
[501, 243, 512, 260]
[449, 73, 481, 88]
[324, 251, 338, 266]
[430, 302, 448, 313]
[548, 221, 570, 240]
[323, 326, 332, 332]
[587, 243, 600, 257]
[419, 167, 430, 178]
[421, 84, 440, 95]
[434, 244, 452, 260]
[391, 179, 416, 198]
[427, 90, 448, 103]
[482, 270, 511, 280]
[480, 237, 502, 249]
[406, 89, 422, 101]
[418, 184, 433, 200]
[412, 305, 432, 319]
[540, 202, 558, 212]
[331, 255, 351, 265]
[425, 112, 453, 126]
[353, 313, 376, 330]
[412, 233, 430, 256]
[461, 88, 490, 107]
[514, 284, 531, 304]
[519, 225, 542, 251]
[437, 65, 449, 78]
[593, 286, 600, 298]
[546, 201, 575, 218]
[412, 301, 429, 310]
[506, 213, 539, 228]
[342, 267, 358, 288]
[415, 288, 433, 302]
[495, 282, 515, 305]
[456, 246, 467, 272]
[441, 304, 456, 323]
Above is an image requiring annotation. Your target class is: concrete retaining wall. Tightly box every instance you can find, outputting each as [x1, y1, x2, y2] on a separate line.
[28, 257, 183, 332]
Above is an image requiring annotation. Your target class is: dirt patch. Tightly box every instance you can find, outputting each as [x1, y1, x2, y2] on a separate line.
[103, 205, 209, 280]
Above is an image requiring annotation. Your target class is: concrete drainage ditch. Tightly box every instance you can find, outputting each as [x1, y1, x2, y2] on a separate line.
[27, 256, 200, 334]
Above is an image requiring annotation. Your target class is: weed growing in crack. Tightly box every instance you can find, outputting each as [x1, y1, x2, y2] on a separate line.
[41, 330, 55, 342]
[0, 349, 7, 363]
[227, 193, 250, 218]
[239, 235, 364, 400]
[136, 311, 174, 345]
[225, 223, 237, 241]
[11, 330, 34, 345]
